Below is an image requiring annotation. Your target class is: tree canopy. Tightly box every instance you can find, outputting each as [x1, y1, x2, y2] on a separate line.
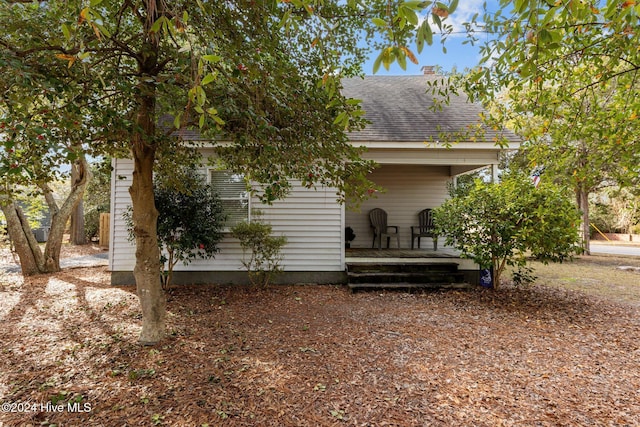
[0, 0, 465, 344]
[5, 0, 638, 343]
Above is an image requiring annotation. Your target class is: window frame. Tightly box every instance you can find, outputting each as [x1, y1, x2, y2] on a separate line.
[208, 169, 251, 230]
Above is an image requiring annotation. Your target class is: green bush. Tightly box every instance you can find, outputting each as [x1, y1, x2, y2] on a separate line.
[125, 171, 226, 288]
[589, 203, 617, 235]
[154, 175, 225, 288]
[434, 173, 582, 289]
[231, 216, 287, 287]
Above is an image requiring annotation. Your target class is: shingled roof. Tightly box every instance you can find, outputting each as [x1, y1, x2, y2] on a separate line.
[341, 74, 518, 145]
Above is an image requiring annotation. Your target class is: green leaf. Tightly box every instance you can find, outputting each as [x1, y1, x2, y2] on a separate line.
[397, 50, 407, 70]
[422, 21, 433, 45]
[372, 17, 387, 27]
[62, 24, 71, 41]
[406, 8, 419, 27]
[333, 111, 348, 125]
[202, 55, 222, 63]
[449, 0, 458, 14]
[432, 12, 442, 29]
[372, 50, 384, 74]
[96, 23, 111, 38]
[150, 16, 165, 34]
[381, 47, 394, 71]
[201, 73, 216, 86]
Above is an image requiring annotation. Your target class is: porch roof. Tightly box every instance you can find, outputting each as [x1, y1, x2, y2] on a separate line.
[341, 75, 521, 149]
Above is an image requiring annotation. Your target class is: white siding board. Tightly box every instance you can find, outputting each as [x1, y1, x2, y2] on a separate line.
[110, 159, 343, 272]
[346, 164, 450, 249]
[110, 158, 136, 271]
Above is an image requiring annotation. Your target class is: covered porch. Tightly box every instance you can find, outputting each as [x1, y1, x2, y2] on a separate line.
[344, 160, 497, 251]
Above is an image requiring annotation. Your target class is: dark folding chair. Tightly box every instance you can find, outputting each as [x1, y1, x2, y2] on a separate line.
[369, 208, 400, 249]
[411, 208, 438, 250]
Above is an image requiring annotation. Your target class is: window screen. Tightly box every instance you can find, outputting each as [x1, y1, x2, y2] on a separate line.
[209, 171, 249, 227]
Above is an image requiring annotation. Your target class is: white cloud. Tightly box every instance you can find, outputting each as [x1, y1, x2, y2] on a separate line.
[421, 0, 491, 38]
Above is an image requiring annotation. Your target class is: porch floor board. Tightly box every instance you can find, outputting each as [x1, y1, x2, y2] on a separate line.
[345, 248, 459, 260]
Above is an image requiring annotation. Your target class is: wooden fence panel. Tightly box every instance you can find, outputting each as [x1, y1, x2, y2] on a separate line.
[99, 213, 110, 247]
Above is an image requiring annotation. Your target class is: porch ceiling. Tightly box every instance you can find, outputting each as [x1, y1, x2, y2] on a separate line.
[362, 148, 500, 167]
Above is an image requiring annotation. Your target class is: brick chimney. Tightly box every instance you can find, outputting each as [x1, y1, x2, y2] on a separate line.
[421, 65, 436, 75]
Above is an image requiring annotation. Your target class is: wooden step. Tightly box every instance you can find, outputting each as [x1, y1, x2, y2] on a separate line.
[346, 261, 460, 274]
[345, 261, 469, 291]
[347, 271, 466, 284]
[348, 282, 473, 292]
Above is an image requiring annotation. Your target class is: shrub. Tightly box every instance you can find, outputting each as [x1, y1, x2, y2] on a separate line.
[231, 215, 287, 287]
[125, 171, 226, 288]
[434, 173, 582, 289]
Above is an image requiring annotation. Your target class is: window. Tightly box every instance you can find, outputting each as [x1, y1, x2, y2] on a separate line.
[209, 170, 250, 228]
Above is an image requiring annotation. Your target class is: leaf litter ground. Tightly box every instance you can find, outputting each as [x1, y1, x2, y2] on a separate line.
[1, 247, 639, 426]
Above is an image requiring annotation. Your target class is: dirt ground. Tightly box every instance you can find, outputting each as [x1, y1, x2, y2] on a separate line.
[1, 247, 639, 426]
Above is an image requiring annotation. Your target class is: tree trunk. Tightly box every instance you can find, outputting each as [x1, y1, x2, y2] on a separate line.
[0, 202, 43, 276]
[577, 188, 590, 255]
[129, 75, 165, 345]
[1, 157, 91, 276]
[69, 161, 86, 245]
[69, 199, 85, 245]
[130, 144, 164, 345]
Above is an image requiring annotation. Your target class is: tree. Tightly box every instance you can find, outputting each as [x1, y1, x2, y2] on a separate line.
[1, 0, 464, 344]
[0, 1, 97, 275]
[0, 105, 91, 275]
[434, 174, 581, 289]
[488, 67, 640, 253]
[436, 1, 639, 254]
[591, 186, 640, 235]
[466, 1, 640, 100]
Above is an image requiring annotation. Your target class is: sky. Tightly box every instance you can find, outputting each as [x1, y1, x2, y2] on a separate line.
[362, 0, 500, 76]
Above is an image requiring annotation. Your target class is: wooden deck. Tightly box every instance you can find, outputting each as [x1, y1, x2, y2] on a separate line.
[345, 247, 460, 260]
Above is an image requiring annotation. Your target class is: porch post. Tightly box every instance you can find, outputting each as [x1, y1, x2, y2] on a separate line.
[490, 164, 499, 183]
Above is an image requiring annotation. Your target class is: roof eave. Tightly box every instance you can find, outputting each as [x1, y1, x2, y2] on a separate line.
[350, 140, 521, 150]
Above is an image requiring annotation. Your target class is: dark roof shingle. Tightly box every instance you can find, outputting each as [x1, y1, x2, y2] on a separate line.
[341, 75, 517, 144]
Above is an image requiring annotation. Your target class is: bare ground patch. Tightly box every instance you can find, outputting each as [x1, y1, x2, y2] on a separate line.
[1, 253, 639, 426]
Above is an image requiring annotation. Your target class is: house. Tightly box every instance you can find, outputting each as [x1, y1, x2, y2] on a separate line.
[109, 67, 521, 286]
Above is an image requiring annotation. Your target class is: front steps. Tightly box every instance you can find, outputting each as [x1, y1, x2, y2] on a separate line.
[346, 261, 471, 292]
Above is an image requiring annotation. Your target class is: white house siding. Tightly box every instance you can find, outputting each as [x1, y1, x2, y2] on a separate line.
[109, 158, 344, 275]
[109, 158, 136, 272]
[345, 164, 450, 249]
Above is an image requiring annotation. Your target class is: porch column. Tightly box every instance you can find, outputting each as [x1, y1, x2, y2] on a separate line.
[490, 164, 499, 183]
